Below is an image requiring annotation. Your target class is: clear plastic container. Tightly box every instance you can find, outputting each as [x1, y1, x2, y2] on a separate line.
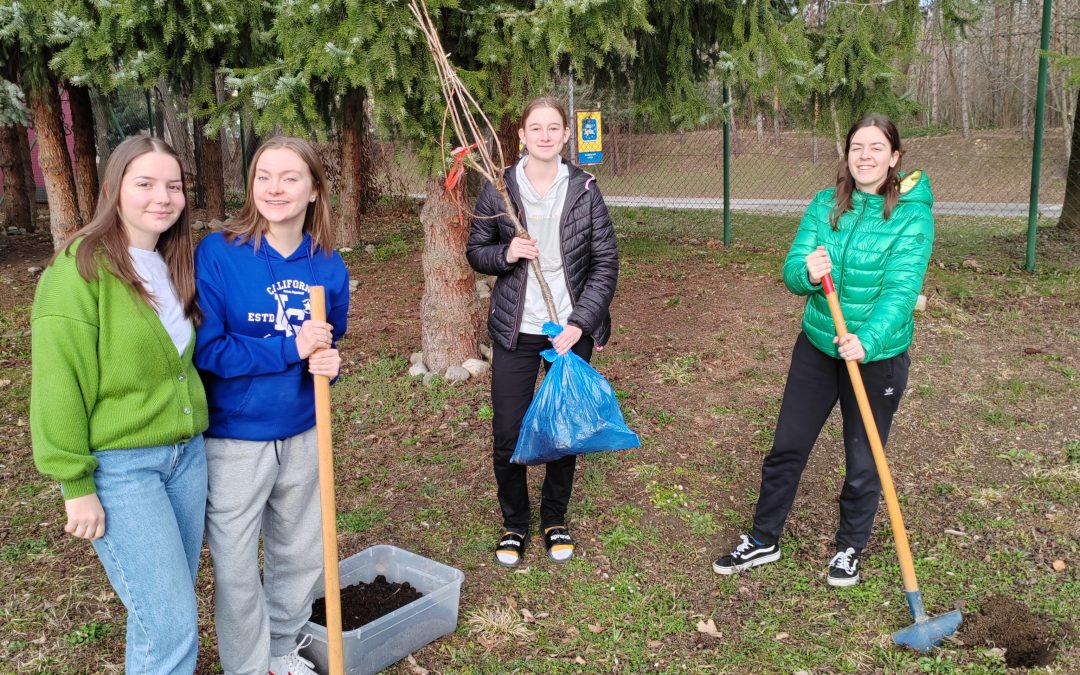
[300, 545, 465, 675]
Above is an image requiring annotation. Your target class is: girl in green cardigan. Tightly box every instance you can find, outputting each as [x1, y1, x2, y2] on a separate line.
[31, 136, 209, 673]
[713, 115, 934, 587]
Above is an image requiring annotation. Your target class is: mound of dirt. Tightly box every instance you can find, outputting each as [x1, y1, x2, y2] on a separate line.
[958, 594, 1057, 668]
[310, 575, 423, 631]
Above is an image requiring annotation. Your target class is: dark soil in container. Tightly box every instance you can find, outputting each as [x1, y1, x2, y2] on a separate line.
[310, 575, 424, 631]
[958, 594, 1059, 668]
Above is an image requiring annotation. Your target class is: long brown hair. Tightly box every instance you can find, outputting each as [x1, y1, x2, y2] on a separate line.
[830, 114, 904, 228]
[222, 137, 334, 254]
[53, 135, 198, 322]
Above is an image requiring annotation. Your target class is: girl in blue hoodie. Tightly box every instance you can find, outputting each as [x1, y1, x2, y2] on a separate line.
[195, 137, 349, 675]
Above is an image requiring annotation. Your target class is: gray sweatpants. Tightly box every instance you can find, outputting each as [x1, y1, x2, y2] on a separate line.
[205, 427, 323, 675]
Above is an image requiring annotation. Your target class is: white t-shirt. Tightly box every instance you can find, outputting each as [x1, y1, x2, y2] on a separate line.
[515, 157, 574, 335]
[128, 246, 192, 355]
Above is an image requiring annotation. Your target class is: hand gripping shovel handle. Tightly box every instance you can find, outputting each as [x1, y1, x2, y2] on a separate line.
[820, 275, 961, 651]
[819, 275, 919, 596]
[310, 286, 344, 675]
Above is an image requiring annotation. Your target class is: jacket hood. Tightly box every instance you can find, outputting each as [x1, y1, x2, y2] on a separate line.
[898, 170, 933, 209]
[234, 231, 314, 262]
[852, 170, 934, 211]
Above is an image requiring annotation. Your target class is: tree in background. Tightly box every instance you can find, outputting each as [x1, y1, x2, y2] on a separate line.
[807, 0, 922, 152]
[1, 1, 85, 246]
[52, 0, 269, 221]
[1054, 49, 1080, 231]
[0, 70, 34, 231]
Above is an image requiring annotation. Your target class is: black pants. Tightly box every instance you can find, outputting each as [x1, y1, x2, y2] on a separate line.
[751, 332, 910, 551]
[491, 332, 595, 534]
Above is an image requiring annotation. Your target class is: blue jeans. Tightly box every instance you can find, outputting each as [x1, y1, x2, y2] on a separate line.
[90, 435, 208, 675]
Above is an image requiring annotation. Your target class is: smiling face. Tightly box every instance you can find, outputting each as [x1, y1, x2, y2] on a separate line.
[252, 148, 316, 231]
[847, 125, 900, 194]
[518, 105, 571, 162]
[118, 151, 185, 250]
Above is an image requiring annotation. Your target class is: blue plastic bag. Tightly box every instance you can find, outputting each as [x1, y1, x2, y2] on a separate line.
[511, 323, 641, 465]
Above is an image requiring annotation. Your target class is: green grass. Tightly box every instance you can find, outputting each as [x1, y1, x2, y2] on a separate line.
[337, 506, 387, 533]
[2, 206, 1077, 673]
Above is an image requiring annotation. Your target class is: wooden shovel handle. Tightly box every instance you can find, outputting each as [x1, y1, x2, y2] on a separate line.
[821, 275, 920, 595]
[309, 286, 344, 675]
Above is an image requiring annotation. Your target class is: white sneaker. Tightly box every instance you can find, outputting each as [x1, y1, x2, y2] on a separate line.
[269, 634, 318, 675]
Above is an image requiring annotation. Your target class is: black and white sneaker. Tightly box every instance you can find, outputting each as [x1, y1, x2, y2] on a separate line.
[712, 534, 781, 575]
[827, 547, 860, 587]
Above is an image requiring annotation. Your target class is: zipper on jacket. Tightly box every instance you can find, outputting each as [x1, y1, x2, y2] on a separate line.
[837, 198, 869, 302]
[506, 177, 529, 350]
[557, 180, 590, 309]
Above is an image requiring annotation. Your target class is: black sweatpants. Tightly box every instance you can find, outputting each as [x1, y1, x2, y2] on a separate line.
[750, 332, 910, 551]
[491, 332, 595, 534]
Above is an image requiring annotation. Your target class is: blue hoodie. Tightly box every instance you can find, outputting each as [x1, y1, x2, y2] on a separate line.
[195, 231, 350, 440]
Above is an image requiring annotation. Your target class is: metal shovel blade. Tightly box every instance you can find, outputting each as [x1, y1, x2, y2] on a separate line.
[892, 590, 963, 652]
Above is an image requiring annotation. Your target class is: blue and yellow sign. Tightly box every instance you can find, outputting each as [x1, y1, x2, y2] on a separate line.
[575, 109, 603, 165]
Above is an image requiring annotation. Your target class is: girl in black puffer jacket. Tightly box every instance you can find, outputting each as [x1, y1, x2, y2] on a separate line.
[465, 98, 619, 568]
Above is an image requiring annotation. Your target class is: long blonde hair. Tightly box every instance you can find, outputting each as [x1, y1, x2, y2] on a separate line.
[53, 135, 199, 322]
[222, 137, 335, 254]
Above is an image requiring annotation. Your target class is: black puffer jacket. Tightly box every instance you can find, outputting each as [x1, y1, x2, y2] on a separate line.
[466, 161, 619, 351]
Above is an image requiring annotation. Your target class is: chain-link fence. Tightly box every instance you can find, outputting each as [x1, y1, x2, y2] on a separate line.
[580, 119, 1067, 219]
[11, 87, 1070, 231]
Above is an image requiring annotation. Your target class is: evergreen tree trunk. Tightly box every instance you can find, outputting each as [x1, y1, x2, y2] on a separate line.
[1, 124, 33, 230]
[157, 84, 196, 190]
[90, 90, 112, 170]
[27, 78, 82, 248]
[337, 87, 365, 247]
[17, 122, 37, 227]
[497, 113, 518, 169]
[419, 178, 481, 373]
[812, 94, 820, 165]
[68, 86, 99, 222]
[495, 66, 519, 167]
[1057, 88, 1080, 231]
[192, 121, 207, 208]
[195, 116, 226, 219]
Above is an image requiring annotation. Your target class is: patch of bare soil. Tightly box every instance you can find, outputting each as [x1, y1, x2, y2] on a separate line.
[959, 594, 1060, 668]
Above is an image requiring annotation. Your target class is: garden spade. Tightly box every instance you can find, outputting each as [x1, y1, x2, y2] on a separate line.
[310, 286, 344, 675]
[821, 274, 961, 652]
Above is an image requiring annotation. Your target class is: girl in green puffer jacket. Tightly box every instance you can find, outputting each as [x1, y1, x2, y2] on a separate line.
[713, 114, 934, 587]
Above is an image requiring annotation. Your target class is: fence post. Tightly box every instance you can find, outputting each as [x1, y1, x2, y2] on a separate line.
[723, 83, 732, 246]
[568, 65, 576, 162]
[1026, 0, 1053, 272]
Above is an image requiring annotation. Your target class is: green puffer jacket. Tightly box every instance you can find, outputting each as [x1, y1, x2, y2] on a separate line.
[783, 171, 935, 363]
